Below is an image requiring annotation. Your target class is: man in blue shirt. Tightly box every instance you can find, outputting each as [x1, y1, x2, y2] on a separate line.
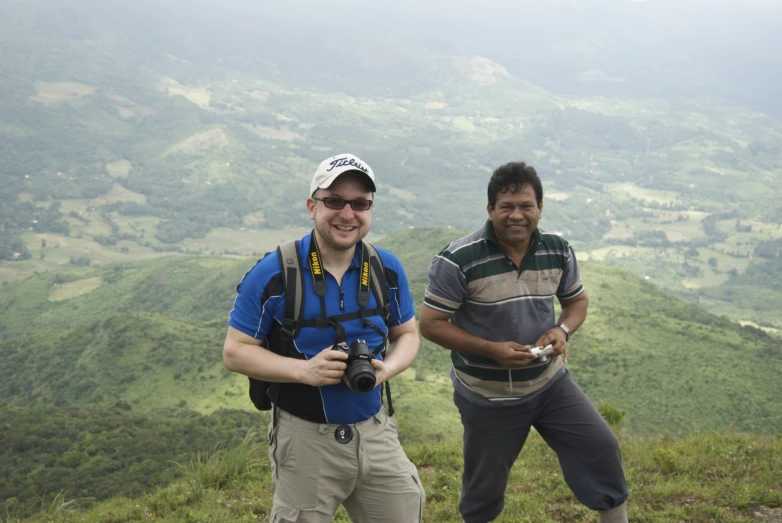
[224, 153, 425, 522]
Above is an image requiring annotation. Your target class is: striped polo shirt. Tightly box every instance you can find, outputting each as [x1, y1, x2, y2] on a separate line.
[424, 220, 584, 400]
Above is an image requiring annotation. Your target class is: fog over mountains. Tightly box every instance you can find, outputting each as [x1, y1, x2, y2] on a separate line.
[159, 0, 782, 114]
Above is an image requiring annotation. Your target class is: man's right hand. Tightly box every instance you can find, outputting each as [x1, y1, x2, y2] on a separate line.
[300, 346, 349, 387]
[489, 341, 538, 369]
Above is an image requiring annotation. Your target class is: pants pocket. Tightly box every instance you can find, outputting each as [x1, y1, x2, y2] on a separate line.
[270, 501, 300, 523]
[268, 422, 296, 489]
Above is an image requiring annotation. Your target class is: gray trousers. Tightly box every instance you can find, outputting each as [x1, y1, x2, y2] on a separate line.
[454, 370, 628, 523]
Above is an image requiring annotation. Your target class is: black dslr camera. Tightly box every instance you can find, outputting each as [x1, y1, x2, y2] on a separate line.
[332, 339, 376, 393]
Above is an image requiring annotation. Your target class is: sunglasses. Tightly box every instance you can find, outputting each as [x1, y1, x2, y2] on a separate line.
[313, 197, 374, 212]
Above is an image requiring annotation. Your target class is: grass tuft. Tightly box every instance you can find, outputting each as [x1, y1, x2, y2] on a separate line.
[172, 431, 263, 493]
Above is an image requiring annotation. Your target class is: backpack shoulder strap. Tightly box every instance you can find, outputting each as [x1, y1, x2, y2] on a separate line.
[276, 240, 304, 346]
[363, 241, 396, 416]
[363, 242, 391, 327]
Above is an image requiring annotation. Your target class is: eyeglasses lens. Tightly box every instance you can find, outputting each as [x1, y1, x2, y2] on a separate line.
[322, 198, 373, 211]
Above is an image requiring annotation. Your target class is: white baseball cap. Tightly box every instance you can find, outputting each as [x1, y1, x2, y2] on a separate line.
[309, 153, 376, 196]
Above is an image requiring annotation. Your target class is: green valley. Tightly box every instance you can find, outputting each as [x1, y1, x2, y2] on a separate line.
[2, 0, 782, 519]
[2, 227, 780, 435]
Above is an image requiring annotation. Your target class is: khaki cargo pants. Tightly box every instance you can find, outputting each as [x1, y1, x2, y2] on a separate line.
[268, 407, 426, 523]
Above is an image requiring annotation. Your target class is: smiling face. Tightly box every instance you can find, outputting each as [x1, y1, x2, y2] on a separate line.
[307, 172, 373, 253]
[487, 184, 542, 253]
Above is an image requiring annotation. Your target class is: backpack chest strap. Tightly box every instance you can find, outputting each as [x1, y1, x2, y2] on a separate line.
[298, 307, 387, 328]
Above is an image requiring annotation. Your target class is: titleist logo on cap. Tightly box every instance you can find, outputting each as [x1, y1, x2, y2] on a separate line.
[327, 157, 369, 174]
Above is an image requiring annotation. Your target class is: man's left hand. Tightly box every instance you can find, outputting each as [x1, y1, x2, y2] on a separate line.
[369, 358, 389, 387]
[534, 328, 568, 363]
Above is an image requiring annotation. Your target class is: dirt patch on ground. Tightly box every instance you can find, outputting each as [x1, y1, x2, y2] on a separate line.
[89, 183, 147, 205]
[389, 187, 417, 201]
[173, 128, 228, 155]
[739, 321, 781, 336]
[30, 82, 96, 105]
[165, 53, 192, 65]
[450, 56, 509, 86]
[49, 277, 103, 302]
[106, 159, 132, 178]
[36, 234, 69, 247]
[547, 192, 569, 201]
[159, 77, 211, 109]
[250, 90, 270, 102]
[242, 124, 302, 142]
[749, 505, 782, 522]
[107, 95, 156, 117]
[425, 102, 446, 109]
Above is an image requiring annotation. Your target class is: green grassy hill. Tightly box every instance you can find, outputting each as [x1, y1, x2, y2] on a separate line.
[563, 264, 780, 433]
[0, 314, 245, 412]
[10, 431, 782, 523]
[2, 2, 782, 519]
[1, 228, 780, 436]
[0, 405, 258, 515]
[1, 227, 781, 517]
[0, 255, 250, 339]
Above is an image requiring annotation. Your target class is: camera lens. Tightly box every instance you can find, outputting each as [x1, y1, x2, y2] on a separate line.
[344, 339, 376, 393]
[347, 360, 376, 393]
[354, 375, 375, 393]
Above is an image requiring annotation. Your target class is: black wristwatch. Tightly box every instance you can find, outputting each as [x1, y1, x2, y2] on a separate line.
[556, 322, 571, 341]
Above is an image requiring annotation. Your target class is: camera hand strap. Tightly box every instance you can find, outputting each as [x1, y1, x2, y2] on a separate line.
[357, 242, 389, 356]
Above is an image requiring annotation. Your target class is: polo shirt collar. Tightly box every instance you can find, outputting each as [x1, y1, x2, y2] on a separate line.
[483, 220, 544, 249]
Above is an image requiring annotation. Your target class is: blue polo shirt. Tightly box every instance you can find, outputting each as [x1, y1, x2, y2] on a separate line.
[229, 231, 415, 424]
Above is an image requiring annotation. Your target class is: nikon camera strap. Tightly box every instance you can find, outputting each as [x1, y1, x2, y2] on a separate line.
[274, 235, 394, 413]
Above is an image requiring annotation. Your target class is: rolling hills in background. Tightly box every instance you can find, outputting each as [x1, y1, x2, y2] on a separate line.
[2, 0, 782, 517]
[1, 0, 781, 332]
[1, 226, 781, 515]
[1, 227, 779, 435]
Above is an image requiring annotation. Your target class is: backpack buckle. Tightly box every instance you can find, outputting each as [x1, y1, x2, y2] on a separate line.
[280, 319, 297, 341]
[313, 317, 331, 329]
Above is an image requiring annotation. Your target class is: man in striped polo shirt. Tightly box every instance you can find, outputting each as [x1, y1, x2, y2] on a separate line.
[420, 161, 628, 523]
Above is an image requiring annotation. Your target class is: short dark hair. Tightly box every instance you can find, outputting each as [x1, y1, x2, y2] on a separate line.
[487, 161, 543, 208]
